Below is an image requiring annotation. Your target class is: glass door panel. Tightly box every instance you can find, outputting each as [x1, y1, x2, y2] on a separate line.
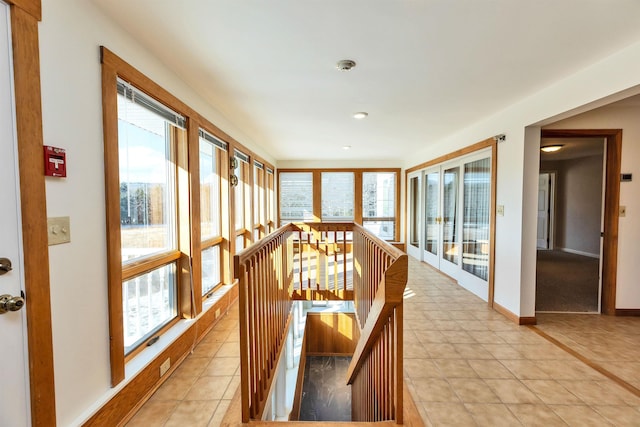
[424, 171, 440, 257]
[462, 157, 490, 280]
[409, 176, 420, 249]
[442, 167, 459, 266]
[406, 173, 422, 259]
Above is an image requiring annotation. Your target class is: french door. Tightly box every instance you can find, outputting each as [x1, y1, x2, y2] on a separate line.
[408, 150, 492, 299]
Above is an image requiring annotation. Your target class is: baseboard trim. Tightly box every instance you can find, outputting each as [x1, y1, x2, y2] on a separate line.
[493, 302, 537, 325]
[615, 309, 640, 316]
[83, 283, 238, 426]
[557, 247, 600, 259]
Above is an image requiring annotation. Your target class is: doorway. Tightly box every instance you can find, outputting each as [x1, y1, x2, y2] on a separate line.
[536, 130, 621, 314]
[407, 149, 493, 299]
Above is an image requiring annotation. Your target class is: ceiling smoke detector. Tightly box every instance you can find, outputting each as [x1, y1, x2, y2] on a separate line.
[336, 59, 356, 71]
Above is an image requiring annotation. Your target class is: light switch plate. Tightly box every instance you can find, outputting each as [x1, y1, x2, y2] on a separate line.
[47, 216, 71, 245]
[496, 205, 505, 216]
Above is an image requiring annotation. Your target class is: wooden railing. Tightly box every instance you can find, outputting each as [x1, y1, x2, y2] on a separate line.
[234, 225, 295, 422]
[234, 222, 407, 423]
[347, 227, 407, 423]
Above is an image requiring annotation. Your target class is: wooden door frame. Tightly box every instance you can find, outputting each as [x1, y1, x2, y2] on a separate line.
[540, 129, 621, 315]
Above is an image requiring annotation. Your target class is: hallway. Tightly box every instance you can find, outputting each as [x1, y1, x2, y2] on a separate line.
[126, 258, 640, 426]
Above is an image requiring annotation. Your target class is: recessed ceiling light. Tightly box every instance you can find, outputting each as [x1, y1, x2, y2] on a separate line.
[336, 59, 356, 71]
[353, 112, 368, 119]
[541, 145, 563, 153]
[342, 145, 351, 150]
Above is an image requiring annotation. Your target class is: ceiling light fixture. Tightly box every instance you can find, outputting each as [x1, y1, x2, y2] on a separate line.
[336, 59, 356, 71]
[342, 145, 351, 150]
[541, 145, 563, 153]
[353, 112, 368, 119]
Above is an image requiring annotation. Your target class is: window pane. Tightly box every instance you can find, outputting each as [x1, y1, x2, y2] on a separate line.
[443, 167, 459, 264]
[363, 220, 395, 240]
[279, 172, 314, 224]
[321, 172, 354, 221]
[123, 263, 177, 353]
[425, 172, 439, 256]
[234, 157, 247, 231]
[236, 235, 245, 251]
[202, 245, 221, 296]
[200, 137, 221, 239]
[463, 158, 490, 280]
[118, 93, 176, 263]
[409, 177, 420, 248]
[362, 172, 395, 218]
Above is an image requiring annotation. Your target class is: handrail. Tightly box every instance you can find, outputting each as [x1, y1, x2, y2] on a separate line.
[235, 221, 407, 423]
[348, 224, 408, 423]
[235, 223, 295, 422]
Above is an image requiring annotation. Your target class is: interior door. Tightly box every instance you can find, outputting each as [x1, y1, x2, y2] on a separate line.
[0, 2, 30, 425]
[422, 168, 440, 266]
[406, 172, 422, 260]
[537, 173, 550, 249]
[439, 165, 461, 277]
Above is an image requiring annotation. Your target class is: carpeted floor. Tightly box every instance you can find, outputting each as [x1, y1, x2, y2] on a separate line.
[536, 250, 600, 312]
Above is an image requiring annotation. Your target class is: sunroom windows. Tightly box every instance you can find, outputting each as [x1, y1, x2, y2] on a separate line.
[117, 80, 182, 355]
[278, 169, 401, 241]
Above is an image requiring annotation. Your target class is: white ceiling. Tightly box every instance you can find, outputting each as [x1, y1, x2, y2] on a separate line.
[91, 0, 640, 162]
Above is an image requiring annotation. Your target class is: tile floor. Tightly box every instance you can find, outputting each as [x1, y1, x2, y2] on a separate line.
[127, 258, 640, 426]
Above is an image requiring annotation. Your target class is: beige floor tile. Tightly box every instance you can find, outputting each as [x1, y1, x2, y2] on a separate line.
[404, 358, 442, 378]
[434, 359, 479, 379]
[192, 340, 223, 357]
[550, 405, 614, 427]
[558, 381, 627, 406]
[481, 344, 525, 360]
[427, 343, 461, 359]
[484, 379, 541, 404]
[464, 403, 523, 427]
[593, 405, 640, 427]
[468, 359, 514, 379]
[184, 376, 233, 401]
[173, 355, 210, 378]
[223, 375, 240, 400]
[411, 378, 460, 403]
[215, 342, 240, 358]
[520, 380, 582, 405]
[448, 378, 501, 403]
[126, 400, 178, 426]
[208, 399, 231, 427]
[203, 357, 239, 377]
[422, 402, 477, 426]
[466, 330, 506, 344]
[164, 400, 219, 427]
[405, 340, 429, 358]
[151, 375, 199, 401]
[507, 403, 568, 426]
[500, 360, 551, 380]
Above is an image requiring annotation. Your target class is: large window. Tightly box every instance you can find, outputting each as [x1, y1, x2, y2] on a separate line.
[462, 158, 490, 280]
[199, 129, 226, 296]
[117, 80, 182, 355]
[278, 169, 400, 240]
[362, 172, 396, 240]
[102, 48, 276, 386]
[322, 172, 354, 222]
[279, 172, 314, 225]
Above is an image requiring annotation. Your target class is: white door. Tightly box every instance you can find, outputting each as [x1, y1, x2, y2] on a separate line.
[422, 167, 440, 266]
[537, 173, 550, 249]
[406, 172, 422, 260]
[0, 2, 31, 425]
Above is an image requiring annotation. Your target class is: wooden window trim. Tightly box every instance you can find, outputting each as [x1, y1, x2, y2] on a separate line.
[277, 168, 402, 241]
[101, 46, 275, 385]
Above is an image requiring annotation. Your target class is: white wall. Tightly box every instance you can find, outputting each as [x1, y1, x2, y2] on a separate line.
[39, 1, 272, 424]
[542, 155, 604, 256]
[545, 105, 640, 309]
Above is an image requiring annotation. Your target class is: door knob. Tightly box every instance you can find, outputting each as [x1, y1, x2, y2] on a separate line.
[0, 258, 12, 275]
[0, 294, 25, 314]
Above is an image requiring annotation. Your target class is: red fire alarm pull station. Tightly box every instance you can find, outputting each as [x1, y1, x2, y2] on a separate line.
[44, 145, 67, 177]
